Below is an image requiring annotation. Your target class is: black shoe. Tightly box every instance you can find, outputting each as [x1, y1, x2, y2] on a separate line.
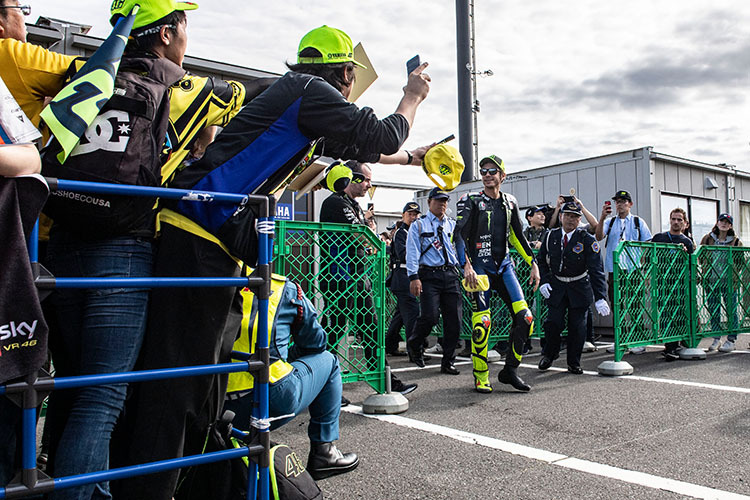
[523, 340, 533, 354]
[440, 364, 460, 375]
[340, 395, 350, 407]
[307, 442, 359, 480]
[386, 350, 408, 357]
[567, 365, 583, 374]
[498, 368, 531, 392]
[538, 356, 553, 371]
[408, 351, 426, 368]
[663, 350, 680, 362]
[391, 378, 418, 395]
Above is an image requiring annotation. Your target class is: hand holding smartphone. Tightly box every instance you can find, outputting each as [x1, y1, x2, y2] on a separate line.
[406, 55, 421, 75]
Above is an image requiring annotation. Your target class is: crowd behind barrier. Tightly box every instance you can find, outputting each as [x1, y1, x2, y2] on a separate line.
[611, 241, 750, 361]
[270, 223, 749, 378]
[0, 179, 275, 500]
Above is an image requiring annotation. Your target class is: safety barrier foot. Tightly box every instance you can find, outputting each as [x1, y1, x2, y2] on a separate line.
[362, 392, 409, 415]
[597, 360, 633, 376]
[679, 348, 706, 360]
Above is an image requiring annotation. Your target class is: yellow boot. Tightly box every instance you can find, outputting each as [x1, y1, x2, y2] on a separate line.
[472, 310, 492, 393]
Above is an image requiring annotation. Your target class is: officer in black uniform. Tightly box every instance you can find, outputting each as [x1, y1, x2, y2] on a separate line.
[537, 202, 610, 373]
[385, 202, 421, 356]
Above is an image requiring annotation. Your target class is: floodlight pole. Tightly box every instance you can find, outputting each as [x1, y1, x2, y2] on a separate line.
[456, 0, 476, 181]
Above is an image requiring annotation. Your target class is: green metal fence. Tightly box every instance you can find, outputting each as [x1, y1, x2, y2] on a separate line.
[273, 221, 386, 393]
[693, 245, 750, 342]
[611, 241, 692, 361]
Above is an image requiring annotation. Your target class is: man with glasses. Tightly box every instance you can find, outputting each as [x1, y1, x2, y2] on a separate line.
[595, 190, 652, 354]
[0, 2, 29, 41]
[456, 155, 540, 393]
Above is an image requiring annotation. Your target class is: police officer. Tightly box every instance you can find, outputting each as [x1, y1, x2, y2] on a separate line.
[406, 188, 464, 375]
[385, 202, 421, 356]
[537, 202, 610, 373]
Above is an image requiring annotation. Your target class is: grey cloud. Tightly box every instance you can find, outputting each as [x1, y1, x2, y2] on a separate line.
[691, 148, 724, 157]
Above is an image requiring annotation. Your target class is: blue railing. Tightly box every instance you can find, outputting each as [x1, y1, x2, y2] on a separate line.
[1, 178, 274, 500]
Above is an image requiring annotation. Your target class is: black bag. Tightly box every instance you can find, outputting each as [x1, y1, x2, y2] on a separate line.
[41, 55, 185, 237]
[269, 443, 323, 500]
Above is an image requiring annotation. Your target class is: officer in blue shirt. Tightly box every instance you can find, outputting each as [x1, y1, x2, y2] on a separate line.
[406, 188, 465, 374]
[538, 202, 610, 373]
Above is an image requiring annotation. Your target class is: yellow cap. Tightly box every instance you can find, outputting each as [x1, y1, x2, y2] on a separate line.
[297, 25, 366, 68]
[110, 0, 198, 30]
[462, 274, 490, 292]
[422, 144, 464, 191]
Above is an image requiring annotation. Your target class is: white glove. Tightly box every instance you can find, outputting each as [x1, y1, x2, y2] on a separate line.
[595, 299, 611, 316]
[540, 283, 552, 299]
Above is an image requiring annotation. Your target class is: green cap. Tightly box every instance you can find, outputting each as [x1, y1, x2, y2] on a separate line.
[479, 155, 505, 172]
[110, 0, 198, 29]
[297, 25, 366, 68]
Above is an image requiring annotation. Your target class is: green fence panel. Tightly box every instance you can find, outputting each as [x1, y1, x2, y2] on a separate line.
[692, 245, 750, 342]
[612, 241, 692, 361]
[273, 221, 386, 393]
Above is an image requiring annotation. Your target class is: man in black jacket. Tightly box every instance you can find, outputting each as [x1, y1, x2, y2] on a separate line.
[320, 161, 417, 396]
[537, 202, 610, 374]
[384, 202, 421, 356]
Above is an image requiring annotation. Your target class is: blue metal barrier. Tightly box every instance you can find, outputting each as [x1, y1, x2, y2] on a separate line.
[1, 178, 273, 500]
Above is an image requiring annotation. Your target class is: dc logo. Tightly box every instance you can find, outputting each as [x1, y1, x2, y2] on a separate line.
[70, 110, 131, 156]
[439, 164, 452, 175]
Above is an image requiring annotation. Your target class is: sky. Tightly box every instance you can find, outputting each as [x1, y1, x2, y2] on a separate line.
[30, 0, 750, 194]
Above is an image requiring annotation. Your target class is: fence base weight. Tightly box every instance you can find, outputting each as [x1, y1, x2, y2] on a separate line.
[679, 348, 706, 360]
[362, 392, 409, 415]
[597, 360, 634, 376]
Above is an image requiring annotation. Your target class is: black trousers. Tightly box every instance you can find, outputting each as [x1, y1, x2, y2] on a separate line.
[543, 297, 587, 367]
[111, 224, 242, 500]
[321, 277, 379, 372]
[385, 289, 419, 353]
[408, 268, 461, 367]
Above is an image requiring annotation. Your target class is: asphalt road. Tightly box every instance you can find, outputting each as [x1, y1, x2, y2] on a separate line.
[272, 335, 750, 500]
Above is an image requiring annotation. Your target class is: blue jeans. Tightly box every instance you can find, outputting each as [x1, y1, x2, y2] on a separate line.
[708, 283, 738, 341]
[225, 351, 342, 443]
[45, 232, 152, 500]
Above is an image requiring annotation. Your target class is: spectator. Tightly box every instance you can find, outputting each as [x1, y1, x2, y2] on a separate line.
[385, 202, 421, 357]
[699, 213, 742, 352]
[320, 161, 418, 394]
[595, 190, 652, 354]
[406, 188, 463, 376]
[224, 276, 358, 480]
[523, 205, 547, 249]
[650, 207, 694, 361]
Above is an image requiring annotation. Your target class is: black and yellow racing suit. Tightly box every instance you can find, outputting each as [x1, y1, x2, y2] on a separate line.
[455, 190, 536, 390]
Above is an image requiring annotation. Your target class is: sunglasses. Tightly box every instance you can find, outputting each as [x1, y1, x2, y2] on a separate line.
[0, 4, 30, 15]
[480, 167, 500, 176]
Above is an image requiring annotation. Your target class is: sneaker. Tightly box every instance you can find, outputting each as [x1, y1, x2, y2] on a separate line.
[425, 343, 443, 355]
[662, 350, 679, 362]
[718, 340, 735, 353]
[628, 346, 646, 355]
[707, 338, 721, 351]
[583, 341, 597, 352]
[486, 349, 502, 362]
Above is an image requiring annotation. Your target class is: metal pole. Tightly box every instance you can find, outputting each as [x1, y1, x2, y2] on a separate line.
[456, 0, 475, 181]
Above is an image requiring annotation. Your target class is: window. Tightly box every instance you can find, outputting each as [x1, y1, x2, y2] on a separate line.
[659, 193, 717, 240]
[740, 202, 750, 243]
[660, 194, 688, 232]
[689, 198, 719, 242]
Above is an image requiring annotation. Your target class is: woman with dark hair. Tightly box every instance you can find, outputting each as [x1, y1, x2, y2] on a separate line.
[699, 213, 743, 352]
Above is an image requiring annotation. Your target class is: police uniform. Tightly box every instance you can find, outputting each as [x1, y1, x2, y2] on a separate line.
[537, 204, 607, 372]
[385, 203, 421, 355]
[406, 189, 464, 373]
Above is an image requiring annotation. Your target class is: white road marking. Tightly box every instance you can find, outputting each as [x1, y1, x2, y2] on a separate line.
[342, 405, 750, 500]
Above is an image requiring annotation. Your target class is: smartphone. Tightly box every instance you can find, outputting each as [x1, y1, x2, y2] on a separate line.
[437, 134, 455, 145]
[406, 55, 421, 75]
[562, 195, 575, 203]
[367, 203, 374, 211]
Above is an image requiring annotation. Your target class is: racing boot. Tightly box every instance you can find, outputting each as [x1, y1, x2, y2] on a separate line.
[471, 310, 493, 394]
[307, 442, 359, 480]
[498, 366, 531, 392]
